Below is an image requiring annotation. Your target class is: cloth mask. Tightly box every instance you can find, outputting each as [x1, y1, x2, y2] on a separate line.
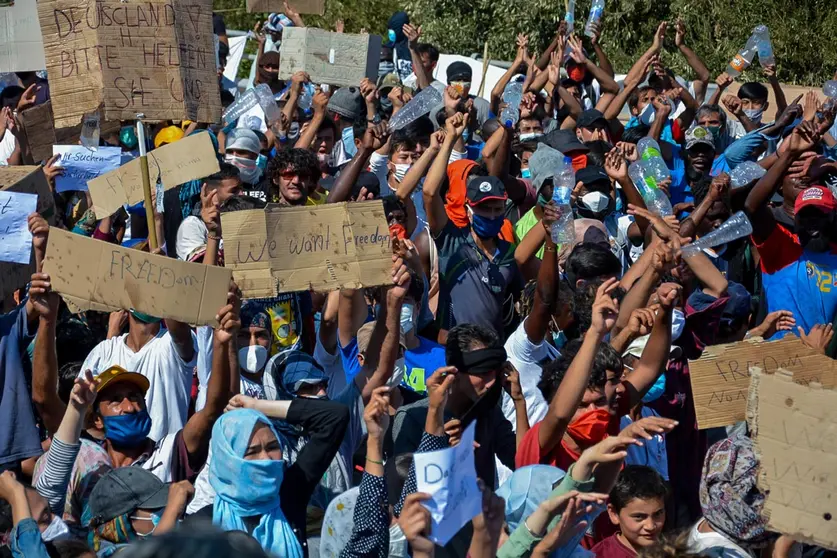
[671, 308, 686, 341]
[566, 408, 610, 445]
[519, 132, 543, 142]
[102, 409, 152, 448]
[42, 515, 71, 542]
[130, 310, 161, 324]
[706, 125, 722, 141]
[400, 304, 417, 334]
[239, 345, 269, 374]
[393, 163, 411, 182]
[743, 108, 764, 124]
[469, 211, 504, 238]
[567, 66, 586, 82]
[389, 223, 407, 240]
[521, 168, 532, 179]
[580, 191, 610, 213]
[642, 373, 667, 403]
[226, 155, 261, 184]
[639, 103, 656, 125]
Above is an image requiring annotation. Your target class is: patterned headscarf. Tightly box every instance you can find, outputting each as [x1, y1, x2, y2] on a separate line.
[699, 435, 771, 547]
[210, 409, 302, 558]
[240, 301, 271, 330]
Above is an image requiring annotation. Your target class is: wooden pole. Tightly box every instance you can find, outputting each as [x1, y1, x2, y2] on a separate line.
[135, 115, 158, 251]
[477, 41, 490, 98]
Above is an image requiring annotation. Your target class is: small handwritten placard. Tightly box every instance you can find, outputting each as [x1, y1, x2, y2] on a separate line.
[0, 191, 37, 264]
[53, 145, 122, 192]
[413, 422, 481, 546]
[221, 200, 392, 298]
[43, 227, 231, 326]
[689, 336, 837, 429]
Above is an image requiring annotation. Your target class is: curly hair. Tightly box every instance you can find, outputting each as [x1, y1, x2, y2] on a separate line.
[637, 531, 707, 558]
[266, 148, 320, 183]
[537, 338, 622, 403]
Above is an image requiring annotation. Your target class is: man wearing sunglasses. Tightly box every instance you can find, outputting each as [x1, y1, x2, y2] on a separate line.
[265, 148, 321, 205]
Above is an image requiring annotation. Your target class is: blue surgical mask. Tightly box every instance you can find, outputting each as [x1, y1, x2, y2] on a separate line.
[642, 373, 667, 403]
[342, 126, 358, 158]
[639, 103, 656, 125]
[521, 168, 531, 179]
[551, 329, 568, 349]
[256, 153, 268, 171]
[102, 409, 152, 448]
[470, 212, 504, 238]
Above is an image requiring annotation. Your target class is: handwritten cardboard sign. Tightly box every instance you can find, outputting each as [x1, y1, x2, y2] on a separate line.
[18, 101, 122, 163]
[0, 167, 56, 300]
[37, 0, 222, 128]
[689, 336, 837, 429]
[278, 28, 382, 87]
[245, 0, 324, 15]
[749, 369, 837, 550]
[0, 0, 46, 72]
[86, 132, 219, 217]
[0, 191, 37, 264]
[414, 422, 481, 546]
[43, 227, 231, 325]
[53, 145, 122, 192]
[221, 200, 392, 298]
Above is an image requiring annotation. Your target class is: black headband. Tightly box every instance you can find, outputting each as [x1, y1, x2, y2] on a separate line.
[450, 347, 508, 376]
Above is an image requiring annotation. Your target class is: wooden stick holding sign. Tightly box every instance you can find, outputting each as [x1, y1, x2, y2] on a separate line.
[136, 116, 158, 251]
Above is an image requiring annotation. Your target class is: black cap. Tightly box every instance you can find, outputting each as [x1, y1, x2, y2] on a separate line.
[576, 109, 607, 129]
[539, 129, 589, 154]
[466, 175, 507, 205]
[576, 165, 610, 187]
[88, 467, 170, 525]
[447, 61, 473, 83]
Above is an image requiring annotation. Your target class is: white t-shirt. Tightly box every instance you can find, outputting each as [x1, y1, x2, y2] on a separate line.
[138, 433, 179, 482]
[0, 130, 15, 165]
[176, 216, 208, 261]
[401, 73, 446, 94]
[82, 330, 197, 442]
[686, 520, 753, 558]
[502, 318, 559, 430]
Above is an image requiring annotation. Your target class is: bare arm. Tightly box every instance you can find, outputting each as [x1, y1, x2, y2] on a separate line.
[318, 290, 340, 355]
[403, 24, 432, 91]
[396, 132, 443, 201]
[623, 288, 675, 407]
[423, 114, 465, 236]
[294, 91, 328, 150]
[337, 289, 369, 348]
[524, 205, 560, 344]
[674, 20, 710, 102]
[31, 291, 64, 435]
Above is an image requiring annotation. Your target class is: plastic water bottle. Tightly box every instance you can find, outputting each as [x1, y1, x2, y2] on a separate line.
[80, 112, 100, 150]
[726, 31, 760, 78]
[254, 83, 282, 125]
[298, 83, 314, 115]
[584, 0, 605, 38]
[682, 211, 753, 258]
[564, 0, 576, 34]
[500, 81, 524, 129]
[388, 86, 444, 131]
[637, 138, 670, 182]
[222, 88, 260, 125]
[730, 161, 766, 188]
[753, 25, 774, 67]
[628, 160, 673, 216]
[552, 156, 575, 245]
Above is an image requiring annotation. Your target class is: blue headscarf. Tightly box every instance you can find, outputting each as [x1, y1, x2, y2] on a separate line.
[496, 465, 565, 531]
[209, 409, 303, 558]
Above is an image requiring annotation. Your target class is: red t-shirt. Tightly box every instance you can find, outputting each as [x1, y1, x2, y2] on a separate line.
[515, 421, 581, 470]
[591, 534, 637, 558]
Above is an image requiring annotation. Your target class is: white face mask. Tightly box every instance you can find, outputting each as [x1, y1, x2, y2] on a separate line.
[639, 102, 656, 125]
[400, 304, 416, 334]
[519, 132, 543, 142]
[388, 524, 409, 558]
[743, 107, 764, 124]
[393, 163, 411, 182]
[671, 308, 686, 341]
[580, 191, 610, 213]
[41, 515, 70, 542]
[389, 357, 406, 388]
[225, 154, 261, 184]
[238, 344, 269, 374]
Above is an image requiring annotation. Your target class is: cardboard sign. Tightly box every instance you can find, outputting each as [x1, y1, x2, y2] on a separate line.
[53, 145, 122, 192]
[414, 422, 481, 546]
[37, 0, 222, 128]
[43, 227, 231, 325]
[0, 191, 37, 264]
[689, 336, 837, 429]
[0, 166, 56, 300]
[278, 28, 382, 87]
[0, 0, 46, 72]
[245, 0, 324, 15]
[86, 132, 219, 217]
[221, 200, 392, 298]
[749, 369, 837, 550]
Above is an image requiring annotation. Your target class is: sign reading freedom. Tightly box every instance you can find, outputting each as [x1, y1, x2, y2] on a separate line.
[37, 0, 222, 128]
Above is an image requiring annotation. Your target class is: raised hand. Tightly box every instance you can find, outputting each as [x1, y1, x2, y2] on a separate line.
[567, 35, 586, 64]
[656, 282, 682, 311]
[399, 493, 435, 555]
[722, 94, 743, 118]
[214, 281, 242, 344]
[674, 19, 686, 48]
[225, 394, 258, 412]
[797, 324, 834, 354]
[750, 310, 796, 339]
[402, 23, 422, 49]
[619, 416, 678, 441]
[70, 370, 98, 409]
[651, 22, 667, 52]
[626, 307, 657, 338]
[715, 72, 733, 91]
[200, 184, 221, 234]
[28, 272, 58, 321]
[388, 253, 411, 301]
[426, 366, 457, 411]
[590, 278, 620, 336]
[363, 386, 391, 439]
[501, 361, 524, 402]
[17, 83, 39, 112]
[604, 148, 629, 182]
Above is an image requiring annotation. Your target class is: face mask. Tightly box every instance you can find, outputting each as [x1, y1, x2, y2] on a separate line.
[671, 308, 686, 341]
[568, 66, 586, 82]
[580, 191, 611, 214]
[120, 126, 138, 150]
[639, 103, 656, 125]
[706, 125, 722, 141]
[41, 515, 70, 542]
[470, 212, 505, 238]
[519, 132, 542, 142]
[799, 231, 832, 253]
[389, 222, 407, 240]
[102, 409, 152, 448]
[288, 121, 301, 140]
[131, 511, 162, 538]
[317, 152, 334, 168]
[400, 304, 416, 334]
[380, 96, 394, 112]
[641, 373, 666, 403]
[536, 193, 549, 206]
[387, 29, 397, 43]
[521, 168, 532, 179]
[256, 153, 268, 171]
[226, 155, 261, 184]
[393, 163, 411, 182]
[566, 408, 611, 445]
[743, 108, 764, 123]
[389, 524, 409, 558]
[450, 81, 471, 96]
[551, 329, 568, 349]
[130, 309, 162, 324]
[331, 138, 350, 167]
[342, 126, 358, 158]
[239, 344, 268, 374]
[389, 357, 406, 388]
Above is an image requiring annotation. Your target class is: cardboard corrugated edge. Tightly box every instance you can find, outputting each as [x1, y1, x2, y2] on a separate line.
[245, 0, 324, 15]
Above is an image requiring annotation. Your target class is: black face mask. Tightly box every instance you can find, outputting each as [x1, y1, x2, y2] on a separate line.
[799, 230, 832, 253]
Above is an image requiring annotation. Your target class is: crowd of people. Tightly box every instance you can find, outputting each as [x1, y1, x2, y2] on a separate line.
[1, 5, 837, 558]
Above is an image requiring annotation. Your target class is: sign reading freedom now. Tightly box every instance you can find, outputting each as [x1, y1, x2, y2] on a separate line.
[37, 0, 222, 128]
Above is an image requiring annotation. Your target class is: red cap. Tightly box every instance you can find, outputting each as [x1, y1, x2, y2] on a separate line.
[795, 186, 837, 214]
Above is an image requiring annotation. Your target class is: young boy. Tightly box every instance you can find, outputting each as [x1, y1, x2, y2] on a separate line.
[592, 465, 669, 557]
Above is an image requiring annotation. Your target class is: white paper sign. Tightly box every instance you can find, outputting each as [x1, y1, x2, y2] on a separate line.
[52, 145, 122, 193]
[0, 0, 46, 73]
[0, 190, 37, 264]
[414, 422, 481, 546]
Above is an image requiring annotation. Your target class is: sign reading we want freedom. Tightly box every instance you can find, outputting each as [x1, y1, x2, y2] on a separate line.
[37, 0, 222, 128]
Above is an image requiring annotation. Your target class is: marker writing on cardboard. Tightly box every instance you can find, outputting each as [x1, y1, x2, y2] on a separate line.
[109, 250, 198, 288]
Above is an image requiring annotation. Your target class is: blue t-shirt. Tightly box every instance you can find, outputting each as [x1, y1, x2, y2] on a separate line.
[339, 335, 446, 393]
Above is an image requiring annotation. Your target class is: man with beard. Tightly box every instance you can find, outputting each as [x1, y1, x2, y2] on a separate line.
[745, 121, 837, 339]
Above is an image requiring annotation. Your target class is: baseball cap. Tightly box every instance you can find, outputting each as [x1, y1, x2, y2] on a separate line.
[466, 175, 507, 206]
[154, 125, 184, 148]
[225, 128, 261, 155]
[377, 73, 402, 95]
[720, 281, 753, 327]
[88, 467, 169, 525]
[795, 185, 837, 214]
[539, 129, 589, 154]
[447, 61, 473, 83]
[576, 165, 609, 187]
[576, 109, 607, 129]
[94, 365, 149, 400]
[268, 350, 328, 395]
[685, 126, 714, 151]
